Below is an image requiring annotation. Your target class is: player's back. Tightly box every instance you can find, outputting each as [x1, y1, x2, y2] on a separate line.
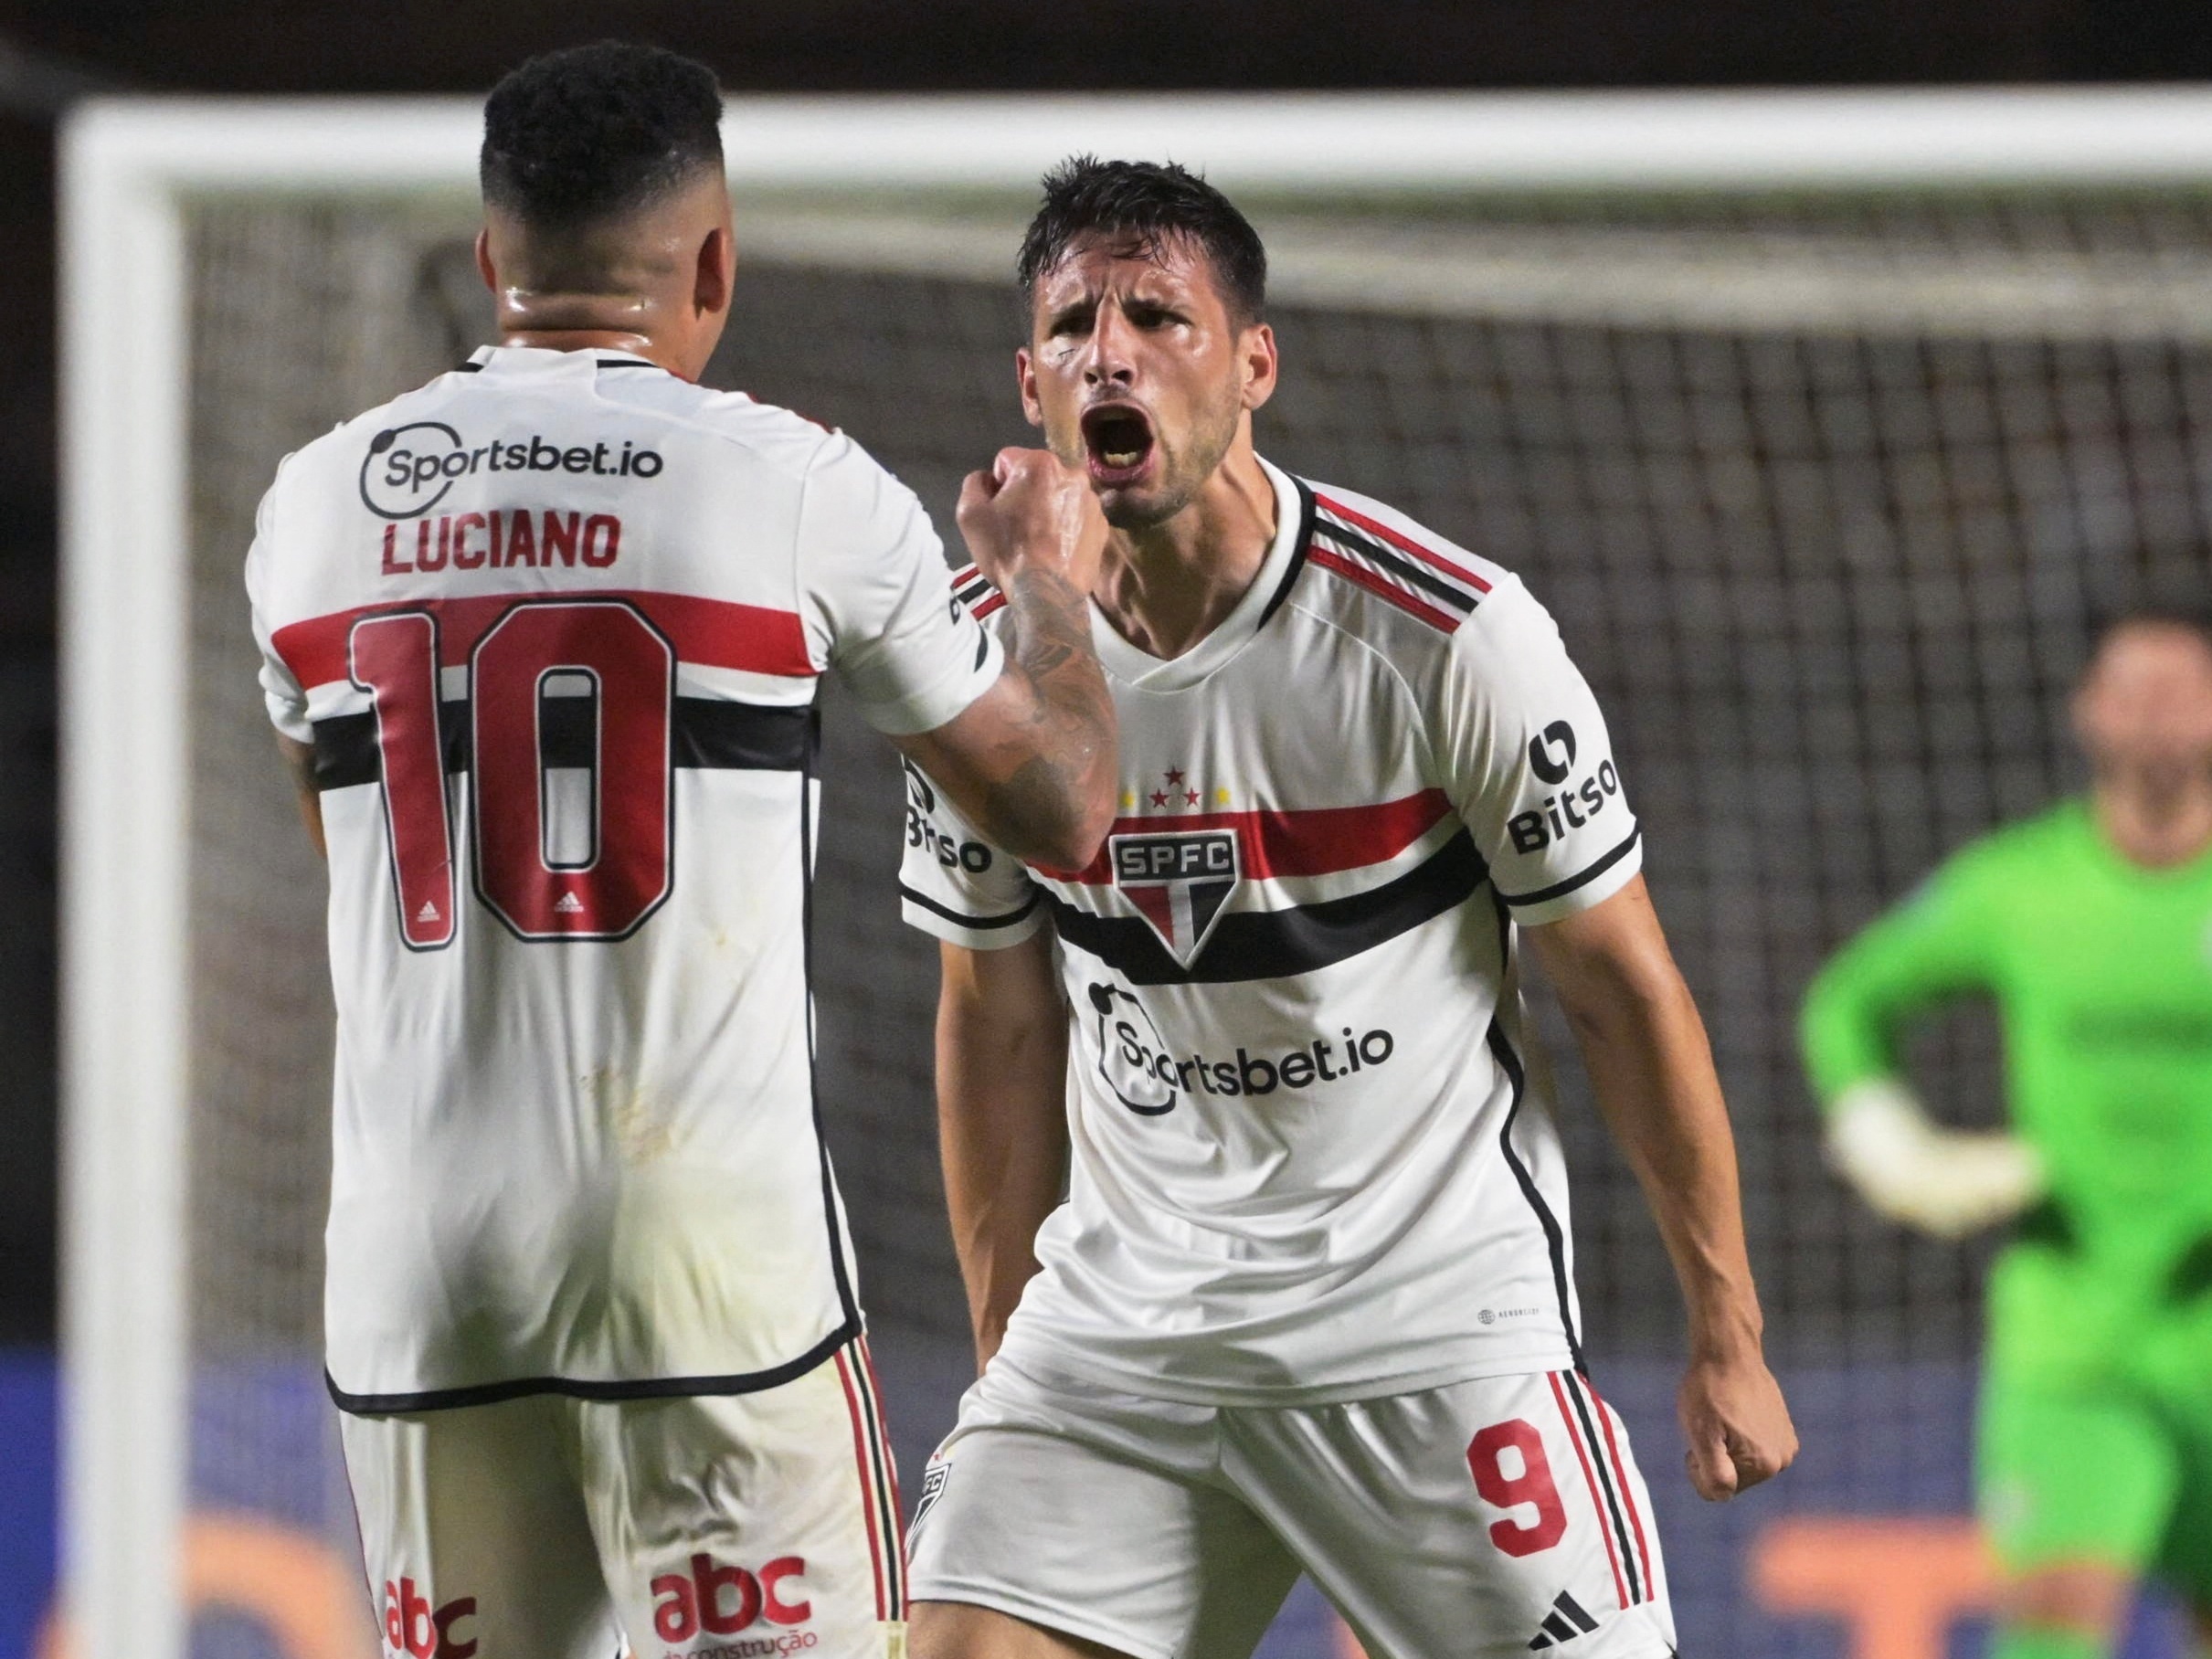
[248, 344, 977, 1411]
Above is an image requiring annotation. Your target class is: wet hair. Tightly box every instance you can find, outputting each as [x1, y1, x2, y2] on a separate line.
[481, 42, 723, 227]
[1016, 156, 1268, 326]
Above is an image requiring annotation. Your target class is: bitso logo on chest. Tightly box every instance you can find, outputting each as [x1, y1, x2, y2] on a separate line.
[1111, 828, 1241, 967]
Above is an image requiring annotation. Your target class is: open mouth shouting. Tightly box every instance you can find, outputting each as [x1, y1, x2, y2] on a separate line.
[1080, 402, 1157, 489]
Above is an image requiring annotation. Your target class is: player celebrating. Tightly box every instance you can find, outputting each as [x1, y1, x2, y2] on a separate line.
[244, 46, 1117, 1659]
[898, 158, 1795, 1659]
[1804, 607, 2212, 1659]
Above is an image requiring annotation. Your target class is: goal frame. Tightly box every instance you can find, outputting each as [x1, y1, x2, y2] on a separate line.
[57, 85, 2212, 1659]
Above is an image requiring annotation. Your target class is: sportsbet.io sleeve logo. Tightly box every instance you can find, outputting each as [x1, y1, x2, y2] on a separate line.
[1110, 828, 1240, 967]
[361, 422, 665, 520]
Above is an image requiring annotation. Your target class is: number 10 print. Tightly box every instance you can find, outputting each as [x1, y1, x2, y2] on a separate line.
[347, 598, 676, 947]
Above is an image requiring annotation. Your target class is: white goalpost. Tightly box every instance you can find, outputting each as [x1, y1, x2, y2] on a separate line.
[58, 87, 2212, 1659]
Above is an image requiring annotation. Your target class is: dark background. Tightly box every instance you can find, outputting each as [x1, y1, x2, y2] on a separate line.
[3, 1, 2211, 1342]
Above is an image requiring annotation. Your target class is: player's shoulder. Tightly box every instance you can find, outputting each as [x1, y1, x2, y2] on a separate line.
[276, 368, 467, 492]
[1904, 803, 2089, 925]
[1951, 799, 2093, 880]
[303, 352, 852, 484]
[1287, 473, 1532, 659]
[595, 368, 847, 472]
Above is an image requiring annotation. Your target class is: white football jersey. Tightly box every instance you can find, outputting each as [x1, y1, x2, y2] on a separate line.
[902, 459, 1639, 1404]
[248, 344, 1001, 1411]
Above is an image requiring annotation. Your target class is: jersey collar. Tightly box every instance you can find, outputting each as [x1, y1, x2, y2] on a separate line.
[1090, 456, 1315, 693]
[460, 344, 664, 375]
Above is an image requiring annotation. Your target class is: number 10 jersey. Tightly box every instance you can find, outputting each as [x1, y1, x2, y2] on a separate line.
[247, 345, 1000, 1411]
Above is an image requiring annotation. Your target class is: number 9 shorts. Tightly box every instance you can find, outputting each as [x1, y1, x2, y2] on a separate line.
[905, 1353, 1676, 1659]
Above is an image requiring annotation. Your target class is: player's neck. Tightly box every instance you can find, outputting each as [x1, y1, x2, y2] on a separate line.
[491, 283, 708, 379]
[1092, 444, 1276, 661]
[2092, 771, 2212, 870]
[494, 320, 693, 378]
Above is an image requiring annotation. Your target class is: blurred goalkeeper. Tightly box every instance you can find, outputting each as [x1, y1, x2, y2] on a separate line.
[1802, 603, 2212, 1659]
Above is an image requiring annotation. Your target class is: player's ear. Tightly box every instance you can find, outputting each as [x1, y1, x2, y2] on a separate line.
[693, 225, 734, 321]
[473, 228, 498, 295]
[1015, 347, 1044, 428]
[1239, 322, 1278, 412]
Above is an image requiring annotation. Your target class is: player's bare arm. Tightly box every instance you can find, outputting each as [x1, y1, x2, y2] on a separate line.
[897, 449, 1118, 872]
[1528, 873, 1797, 1501]
[276, 734, 324, 859]
[934, 933, 1070, 1368]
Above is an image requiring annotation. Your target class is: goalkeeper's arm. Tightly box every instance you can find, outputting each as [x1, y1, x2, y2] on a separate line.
[1799, 867, 2044, 1239]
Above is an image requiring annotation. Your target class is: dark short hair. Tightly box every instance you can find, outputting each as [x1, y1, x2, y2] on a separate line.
[1016, 156, 1268, 325]
[481, 42, 723, 227]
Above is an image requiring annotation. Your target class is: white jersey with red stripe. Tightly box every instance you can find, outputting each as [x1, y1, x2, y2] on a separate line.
[901, 457, 1640, 1404]
[247, 343, 1000, 1411]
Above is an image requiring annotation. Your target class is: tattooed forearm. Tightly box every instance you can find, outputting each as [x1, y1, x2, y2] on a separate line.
[896, 565, 1118, 872]
[971, 565, 1117, 866]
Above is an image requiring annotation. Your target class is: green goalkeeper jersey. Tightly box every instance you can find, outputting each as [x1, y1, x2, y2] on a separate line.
[1803, 798, 2212, 1296]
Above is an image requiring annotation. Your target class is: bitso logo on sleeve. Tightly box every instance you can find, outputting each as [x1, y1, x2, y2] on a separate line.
[1110, 829, 1240, 967]
[1528, 720, 1577, 785]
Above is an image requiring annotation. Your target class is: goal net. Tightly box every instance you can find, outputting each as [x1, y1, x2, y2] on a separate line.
[63, 92, 2212, 1659]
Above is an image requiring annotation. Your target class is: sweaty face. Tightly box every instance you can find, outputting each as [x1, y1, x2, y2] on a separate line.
[1021, 234, 1265, 530]
[2075, 622, 2212, 780]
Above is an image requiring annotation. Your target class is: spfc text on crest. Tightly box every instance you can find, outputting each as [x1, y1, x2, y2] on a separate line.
[1110, 829, 1241, 967]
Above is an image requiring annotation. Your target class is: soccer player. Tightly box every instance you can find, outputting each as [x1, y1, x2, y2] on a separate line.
[1803, 607, 2212, 1659]
[896, 159, 1796, 1659]
[243, 46, 1117, 1659]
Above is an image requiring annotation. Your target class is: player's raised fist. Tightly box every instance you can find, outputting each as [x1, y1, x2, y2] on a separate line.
[957, 447, 1106, 595]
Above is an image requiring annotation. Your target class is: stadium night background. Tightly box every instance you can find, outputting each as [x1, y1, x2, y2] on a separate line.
[4, 3, 2212, 1657]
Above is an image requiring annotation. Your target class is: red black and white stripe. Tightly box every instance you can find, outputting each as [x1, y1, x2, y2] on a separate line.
[1546, 1368, 1656, 1612]
[1307, 491, 1491, 635]
[832, 1338, 906, 1622]
[950, 562, 1005, 623]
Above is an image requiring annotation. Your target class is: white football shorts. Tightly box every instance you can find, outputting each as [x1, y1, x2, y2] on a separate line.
[340, 1339, 906, 1659]
[905, 1354, 1675, 1659]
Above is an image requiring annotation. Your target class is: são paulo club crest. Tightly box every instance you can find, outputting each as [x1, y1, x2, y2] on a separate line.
[1109, 828, 1241, 967]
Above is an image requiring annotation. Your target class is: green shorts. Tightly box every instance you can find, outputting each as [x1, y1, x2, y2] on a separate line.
[1979, 1378, 2212, 1600]
[1978, 1244, 2212, 1601]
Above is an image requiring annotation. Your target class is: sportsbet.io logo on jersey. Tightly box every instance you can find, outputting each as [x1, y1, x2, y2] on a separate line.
[360, 420, 665, 520]
[1086, 979, 1395, 1115]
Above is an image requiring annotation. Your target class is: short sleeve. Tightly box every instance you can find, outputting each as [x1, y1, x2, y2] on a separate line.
[797, 432, 1003, 736]
[1434, 577, 1641, 925]
[897, 758, 1046, 950]
[243, 471, 312, 745]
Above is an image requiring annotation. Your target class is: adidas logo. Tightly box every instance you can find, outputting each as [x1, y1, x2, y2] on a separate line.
[555, 893, 585, 914]
[1528, 1590, 1601, 1649]
[415, 901, 440, 924]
